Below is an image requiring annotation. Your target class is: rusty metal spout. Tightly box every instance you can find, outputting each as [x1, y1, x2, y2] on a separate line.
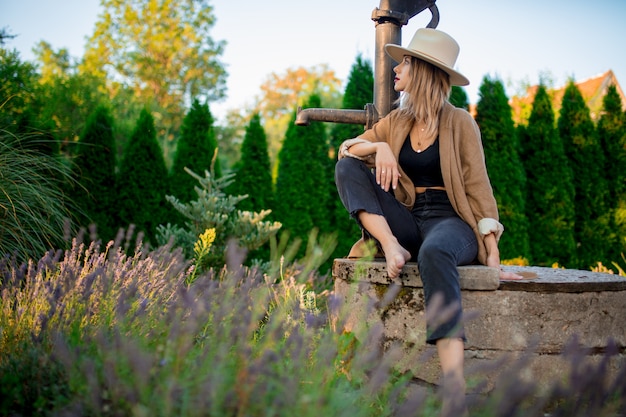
[294, 1, 439, 129]
[295, 104, 379, 129]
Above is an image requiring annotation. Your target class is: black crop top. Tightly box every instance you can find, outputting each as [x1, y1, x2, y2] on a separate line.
[398, 135, 444, 187]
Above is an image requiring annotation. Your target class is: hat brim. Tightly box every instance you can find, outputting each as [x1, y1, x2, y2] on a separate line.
[385, 44, 470, 86]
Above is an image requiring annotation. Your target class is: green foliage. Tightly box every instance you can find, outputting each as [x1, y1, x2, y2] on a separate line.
[81, 0, 227, 150]
[117, 108, 170, 244]
[558, 81, 611, 269]
[274, 95, 335, 261]
[519, 85, 576, 266]
[70, 104, 119, 242]
[449, 85, 469, 110]
[227, 113, 274, 213]
[597, 85, 626, 263]
[0, 133, 75, 263]
[156, 167, 281, 270]
[329, 54, 374, 150]
[0, 48, 43, 139]
[329, 55, 374, 259]
[475, 76, 529, 260]
[170, 98, 221, 203]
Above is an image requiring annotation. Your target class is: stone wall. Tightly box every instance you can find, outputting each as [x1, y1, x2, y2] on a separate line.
[332, 259, 626, 392]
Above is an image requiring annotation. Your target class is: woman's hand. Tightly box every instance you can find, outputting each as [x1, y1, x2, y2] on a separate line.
[484, 234, 524, 281]
[375, 143, 400, 192]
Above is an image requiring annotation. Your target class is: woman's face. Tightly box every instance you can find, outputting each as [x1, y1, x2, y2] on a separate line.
[393, 56, 412, 92]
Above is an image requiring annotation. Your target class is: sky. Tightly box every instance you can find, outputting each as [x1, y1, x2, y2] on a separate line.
[2, 0, 626, 123]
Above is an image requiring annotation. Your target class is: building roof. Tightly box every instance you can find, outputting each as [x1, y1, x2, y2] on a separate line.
[509, 70, 626, 125]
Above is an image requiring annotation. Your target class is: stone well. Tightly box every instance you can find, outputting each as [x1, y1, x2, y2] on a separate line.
[332, 259, 626, 392]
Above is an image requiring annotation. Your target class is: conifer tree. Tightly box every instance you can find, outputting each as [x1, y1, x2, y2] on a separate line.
[329, 54, 374, 151]
[519, 85, 576, 266]
[449, 85, 469, 110]
[170, 99, 220, 203]
[329, 55, 374, 258]
[228, 113, 274, 213]
[274, 95, 331, 257]
[117, 108, 170, 244]
[597, 85, 626, 262]
[71, 105, 118, 242]
[559, 81, 610, 269]
[475, 77, 529, 260]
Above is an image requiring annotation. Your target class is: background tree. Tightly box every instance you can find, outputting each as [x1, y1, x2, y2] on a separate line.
[559, 81, 610, 269]
[475, 77, 529, 261]
[254, 65, 342, 167]
[274, 95, 333, 260]
[170, 99, 220, 204]
[228, 113, 274, 214]
[0, 48, 40, 135]
[519, 85, 576, 266]
[215, 108, 247, 169]
[597, 85, 626, 263]
[328, 54, 374, 259]
[329, 55, 373, 151]
[70, 105, 118, 242]
[117, 109, 170, 244]
[81, 0, 227, 155]
[449, 85, 469, 110]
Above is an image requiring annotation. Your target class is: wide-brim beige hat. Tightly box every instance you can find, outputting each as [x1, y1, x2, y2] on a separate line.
[385, 28, 469, 86]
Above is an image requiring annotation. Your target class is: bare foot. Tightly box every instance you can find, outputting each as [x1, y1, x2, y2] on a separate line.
[381, 242, 411, 278]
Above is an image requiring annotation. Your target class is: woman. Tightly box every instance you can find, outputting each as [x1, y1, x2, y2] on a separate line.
[334, 28, 522, 413]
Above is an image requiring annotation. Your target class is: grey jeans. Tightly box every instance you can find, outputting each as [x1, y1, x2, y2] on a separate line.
[335, 157, 478, 343]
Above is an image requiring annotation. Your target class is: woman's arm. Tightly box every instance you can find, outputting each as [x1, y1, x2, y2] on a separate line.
[342, 141, 401, 192]
[484, 233, 523, 280]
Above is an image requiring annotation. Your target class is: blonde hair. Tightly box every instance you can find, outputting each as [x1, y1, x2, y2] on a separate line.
[397, 57, 451, 139]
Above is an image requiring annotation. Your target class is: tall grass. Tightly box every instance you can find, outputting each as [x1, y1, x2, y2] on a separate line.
[0, 131, 76, 263]
[1, 231, 624, 416]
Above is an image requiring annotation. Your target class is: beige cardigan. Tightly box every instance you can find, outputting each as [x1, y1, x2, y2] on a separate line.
[338, 102, 503, 265]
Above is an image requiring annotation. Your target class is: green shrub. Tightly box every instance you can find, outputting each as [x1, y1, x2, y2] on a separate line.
[156, 165, 281, 272]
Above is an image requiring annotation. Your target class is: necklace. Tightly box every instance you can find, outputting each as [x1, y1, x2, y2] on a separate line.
[415, 126, 426, 153]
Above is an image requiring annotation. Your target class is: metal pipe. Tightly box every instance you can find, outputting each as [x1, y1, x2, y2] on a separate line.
[371, 5, 402, 118]
[294, 1, 439, 128]
[295, 103, 379, 129]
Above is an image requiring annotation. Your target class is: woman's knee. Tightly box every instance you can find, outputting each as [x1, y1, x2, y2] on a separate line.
[335, 157, 363, 180]
[418, 240, 454, 266]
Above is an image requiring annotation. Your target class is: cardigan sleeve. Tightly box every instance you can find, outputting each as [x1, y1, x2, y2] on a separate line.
[455, 110, 503, 237]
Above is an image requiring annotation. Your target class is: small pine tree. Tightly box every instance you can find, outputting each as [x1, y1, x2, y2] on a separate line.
[449, 86, 469, 110]
[170, 99, 221, 203]
[71, 104, 118, 242]
[329, 55, 374, 258]
[559, 81, 610, 269]
[274, 95, 332, 258]
[228, 113, 274, 213]
[597, 85, 626, 263]
[475, 77, 529, 260]
[117, 108, 170, 244]
[519, 85, 576, 266]
[156, 168, 281, 271]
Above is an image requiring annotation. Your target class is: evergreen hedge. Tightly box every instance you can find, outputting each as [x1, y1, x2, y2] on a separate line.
[274, 95, 334, 260]
[519, 85, 576, 266]
[329, 55, 374, 258]
[228, 113, 274, 213]
[71, 104, 118, 242]
[117, 108, 170, 244]
[597, 85, 626, 264]
[170, 99, 221, 204]
[559, 82, 610, 269]
[475, 77, 529, 261]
